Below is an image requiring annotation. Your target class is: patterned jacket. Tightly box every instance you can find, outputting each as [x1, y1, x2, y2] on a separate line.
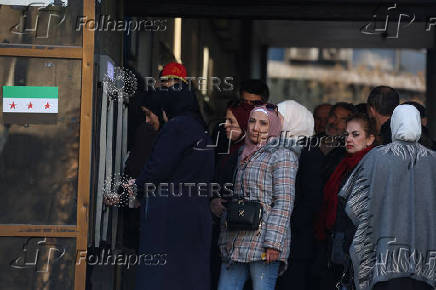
[218, 140, 299, 273]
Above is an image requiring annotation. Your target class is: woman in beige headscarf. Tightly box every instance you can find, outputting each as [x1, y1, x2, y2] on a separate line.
[278, 100, 314, 138]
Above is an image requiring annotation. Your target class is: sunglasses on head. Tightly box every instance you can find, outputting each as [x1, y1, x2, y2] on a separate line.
[227, 100, 278, 115]
[254, 103, 278, 116]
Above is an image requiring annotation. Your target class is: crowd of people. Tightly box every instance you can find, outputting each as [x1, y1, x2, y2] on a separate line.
[110, 62, 436, 290]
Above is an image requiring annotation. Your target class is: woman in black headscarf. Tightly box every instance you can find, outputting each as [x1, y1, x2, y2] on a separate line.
[124, 90, 164, 179]
[121, 90, 164, 250]
[134, 79, 215, 290]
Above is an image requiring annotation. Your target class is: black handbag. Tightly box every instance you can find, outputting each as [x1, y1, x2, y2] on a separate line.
[225, 198, 263, 231]
[225, 149, 264, 231]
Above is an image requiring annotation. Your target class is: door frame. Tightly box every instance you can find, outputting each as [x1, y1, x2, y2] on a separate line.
[0, 0, 95, 289]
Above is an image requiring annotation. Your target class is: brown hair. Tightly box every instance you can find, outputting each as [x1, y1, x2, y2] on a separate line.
[346, 112, 377, 138]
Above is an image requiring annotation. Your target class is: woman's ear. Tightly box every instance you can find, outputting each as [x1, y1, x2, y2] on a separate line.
[367, 134, 376, 146]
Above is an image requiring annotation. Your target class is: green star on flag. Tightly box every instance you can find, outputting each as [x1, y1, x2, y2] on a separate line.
[2, 86, 58, 114]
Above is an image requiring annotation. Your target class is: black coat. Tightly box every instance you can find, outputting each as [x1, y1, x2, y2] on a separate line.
[134, 112, 215, 290]
[290, 148, 325, 260]
[276, 147, 325, 290]
[124, 123, 159, 178]
[380, 119, 392, 145]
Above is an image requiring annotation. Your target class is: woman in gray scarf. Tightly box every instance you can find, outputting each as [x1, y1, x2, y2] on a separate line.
[339, 104, 436, 290]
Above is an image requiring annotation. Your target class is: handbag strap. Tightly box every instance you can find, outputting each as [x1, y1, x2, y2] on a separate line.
[236, 148, 264, 201]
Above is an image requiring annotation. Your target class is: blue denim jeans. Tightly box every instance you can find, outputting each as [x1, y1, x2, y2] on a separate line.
[217, 261, 280, 290]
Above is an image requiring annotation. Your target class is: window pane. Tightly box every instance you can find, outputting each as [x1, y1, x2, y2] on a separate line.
[0, 237, 75, 290]
[0, 56, 81, 225]
[0, 0, 82, 46]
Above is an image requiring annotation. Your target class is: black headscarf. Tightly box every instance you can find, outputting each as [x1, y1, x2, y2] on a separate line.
[135, 89, 164, 124]
[156, 82, 201, 120]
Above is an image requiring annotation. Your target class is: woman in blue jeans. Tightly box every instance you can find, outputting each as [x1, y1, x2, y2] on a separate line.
[217, 104, 309, 290]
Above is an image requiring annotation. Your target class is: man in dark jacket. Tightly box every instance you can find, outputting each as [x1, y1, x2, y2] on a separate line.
[314, 103, 332, 135]
[367, 86, 400, 145]
[402, 101, 436, 150]
[320, 102, 356, 181]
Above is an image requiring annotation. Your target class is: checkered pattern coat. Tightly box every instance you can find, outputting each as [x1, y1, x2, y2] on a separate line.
[218, 142, 299, 273]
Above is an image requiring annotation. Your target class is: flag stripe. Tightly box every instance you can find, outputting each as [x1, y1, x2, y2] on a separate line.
[0, 1, 67, 7]
[3, 98, 58, 113]
[3, 86, 58, 99]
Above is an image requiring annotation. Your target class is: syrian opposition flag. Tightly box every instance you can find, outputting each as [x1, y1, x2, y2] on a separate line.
[3, 86, 58, 114]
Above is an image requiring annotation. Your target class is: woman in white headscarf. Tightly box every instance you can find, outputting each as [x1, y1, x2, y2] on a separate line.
[277, 100, 314, 139]
[338, 105, 436, 290]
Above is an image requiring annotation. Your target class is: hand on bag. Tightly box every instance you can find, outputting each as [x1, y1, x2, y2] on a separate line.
[104, 193, 119, 206]
[265, 248, 280, 263]
[122, 178, 136, 196]
[210, 198, 227, 217]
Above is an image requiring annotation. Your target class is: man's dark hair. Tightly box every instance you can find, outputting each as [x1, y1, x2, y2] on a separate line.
[402, 101, 426, 119]
[313, 103, 332, 115]
[355, 103, 368, 115]
[239, 79, 269, 102]
[367, 86, 400, 116]
[329, 102, 356, 116]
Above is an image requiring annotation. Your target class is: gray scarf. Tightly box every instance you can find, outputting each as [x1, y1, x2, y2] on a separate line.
[339, 105, 436, 290]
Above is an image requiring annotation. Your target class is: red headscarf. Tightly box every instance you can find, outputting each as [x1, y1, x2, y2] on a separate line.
[229, 102, 254, 133]
[315, 145, 374, 240]
[226, 103, 254, 155]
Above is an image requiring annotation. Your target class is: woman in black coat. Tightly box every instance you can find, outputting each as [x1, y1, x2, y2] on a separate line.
[122, 90, 163, 250]
[134, 82, 215, 290]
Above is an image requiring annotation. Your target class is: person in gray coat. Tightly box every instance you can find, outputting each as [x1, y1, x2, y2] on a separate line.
[339, 104, 436, 290]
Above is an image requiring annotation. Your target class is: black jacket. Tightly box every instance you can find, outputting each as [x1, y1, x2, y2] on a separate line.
[380, 119, 392, 145]
[290, 147, 325, 260]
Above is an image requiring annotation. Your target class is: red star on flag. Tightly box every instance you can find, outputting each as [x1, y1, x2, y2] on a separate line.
[10, 102, 16, 109]
[27, 102, 33, 109]
[44, 102, 50, 109]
